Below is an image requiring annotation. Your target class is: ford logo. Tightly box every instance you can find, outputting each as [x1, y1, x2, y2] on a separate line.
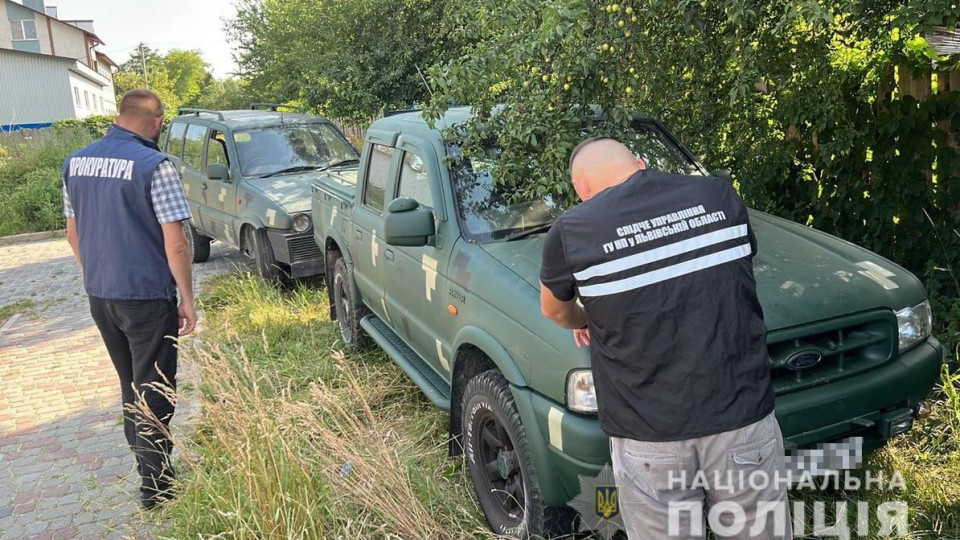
[785, 350, 823, 370]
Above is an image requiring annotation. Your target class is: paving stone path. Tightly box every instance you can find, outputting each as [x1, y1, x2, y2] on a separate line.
[0, 238, 250, 539]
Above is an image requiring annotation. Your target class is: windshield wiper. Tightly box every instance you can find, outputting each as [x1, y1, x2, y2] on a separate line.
[504, 222, 554, 242]
[318, 158, 360, 171]
[258, 165, 323, 178]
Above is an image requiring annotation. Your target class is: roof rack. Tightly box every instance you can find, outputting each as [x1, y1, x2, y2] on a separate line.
[177, 108, 224, 120]
[250, 102, 305, 113]
[383, 109, 421, 117]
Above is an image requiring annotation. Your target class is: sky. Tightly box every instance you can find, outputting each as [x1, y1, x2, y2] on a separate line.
[37, 0, 240, 77]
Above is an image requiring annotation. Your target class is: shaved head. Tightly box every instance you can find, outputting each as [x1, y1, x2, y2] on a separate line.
[568, 137, 645, 201]
[116, 89, 165, 142]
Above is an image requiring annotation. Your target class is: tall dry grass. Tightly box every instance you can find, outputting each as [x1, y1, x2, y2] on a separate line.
[155, 274, 493, 539]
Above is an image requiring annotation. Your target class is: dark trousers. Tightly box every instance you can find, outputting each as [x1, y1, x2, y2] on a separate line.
[89, 296, 178, 495]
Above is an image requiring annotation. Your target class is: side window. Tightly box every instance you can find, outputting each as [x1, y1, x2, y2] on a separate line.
[165, 122, 186, 157]
[362, 144, 394, 213]
[206, 129, 229, 167]
[397, 151, 433, 208]
[182, 124, 207, 170]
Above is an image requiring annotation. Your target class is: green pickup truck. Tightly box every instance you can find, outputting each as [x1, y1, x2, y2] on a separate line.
[310, 108, 943, 537]
[163, 106, 359, 280]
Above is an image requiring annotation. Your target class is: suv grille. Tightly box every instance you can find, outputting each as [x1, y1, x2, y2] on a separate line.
[288, 235, 323, 263]
[768, 311, 896, 394]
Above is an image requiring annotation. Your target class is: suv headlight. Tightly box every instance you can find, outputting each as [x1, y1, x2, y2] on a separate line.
[292, 213, 311, 233]
[566, 370, 598, 414]
[896, 300, 932, 352]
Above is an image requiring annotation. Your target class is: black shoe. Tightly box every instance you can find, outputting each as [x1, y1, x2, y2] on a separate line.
[140, 486, 176, 510]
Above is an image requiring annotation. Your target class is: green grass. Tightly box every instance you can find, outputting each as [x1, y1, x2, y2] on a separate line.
[0, 299, 35, 325]
[0, 127, 95, 236]
[153, 272, 960, 539]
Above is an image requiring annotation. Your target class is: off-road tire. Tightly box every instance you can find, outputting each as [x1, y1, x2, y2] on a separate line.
[244, 226, 280, 282]
[183, 222, 211, 263]
[332, 256, 370, 349]
[462, 369, 572, 538]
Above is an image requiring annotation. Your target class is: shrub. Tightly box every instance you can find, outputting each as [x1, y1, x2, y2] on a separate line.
[52, 115, 114, 137]
[0, 126, 95, 236]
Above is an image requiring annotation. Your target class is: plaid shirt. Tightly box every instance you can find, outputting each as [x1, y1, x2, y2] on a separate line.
[63, 160, 192, 224]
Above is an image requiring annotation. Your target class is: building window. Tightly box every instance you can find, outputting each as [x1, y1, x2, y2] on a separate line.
[10, 20, 38, 41]
[84, 91, 90, 108]
[93, 96, 99, 112]
[74, 87, 81, 106]
[100, 96, 105, 111]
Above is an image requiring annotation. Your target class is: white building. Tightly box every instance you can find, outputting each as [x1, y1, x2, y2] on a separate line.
[0, 0, 117, 131]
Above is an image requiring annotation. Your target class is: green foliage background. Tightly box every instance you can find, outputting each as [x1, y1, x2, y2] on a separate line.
[113, 47, 253, 117]
[225, 0, 459, 123]
[424, 0, 960, 359]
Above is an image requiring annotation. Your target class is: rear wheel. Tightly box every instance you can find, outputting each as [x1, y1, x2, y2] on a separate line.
[244, 226, 280, 282]
[332, 256, 370, 349]
[182, 222, 211, 263]
[463, 370, 570, 538]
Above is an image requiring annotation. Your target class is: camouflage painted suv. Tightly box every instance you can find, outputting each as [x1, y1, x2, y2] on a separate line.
[162, 105, 359, 279]
[310, 108, 944, 538]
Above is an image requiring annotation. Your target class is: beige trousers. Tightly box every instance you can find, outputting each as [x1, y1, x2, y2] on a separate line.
[610, 412, 792, 539]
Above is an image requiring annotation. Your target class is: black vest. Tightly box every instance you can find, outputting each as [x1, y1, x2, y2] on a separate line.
[555, 171, 774, 441]
[63, 124, 176, 300]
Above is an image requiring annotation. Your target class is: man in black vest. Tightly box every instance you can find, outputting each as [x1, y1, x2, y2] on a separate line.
[63, 89, 196, 509]
[540, 138, 790, 538]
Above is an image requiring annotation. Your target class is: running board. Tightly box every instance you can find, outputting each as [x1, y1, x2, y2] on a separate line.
[360, 314, 452, 411]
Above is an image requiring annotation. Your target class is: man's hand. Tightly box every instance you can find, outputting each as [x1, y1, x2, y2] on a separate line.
[178, 299, 197, 336]
[573, 327, 591, 348]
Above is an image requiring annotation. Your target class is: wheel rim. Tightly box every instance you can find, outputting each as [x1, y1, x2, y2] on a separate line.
[244, 229, 254, 257]
[472, 407, 525, 524]
[333, 273, 353, 343]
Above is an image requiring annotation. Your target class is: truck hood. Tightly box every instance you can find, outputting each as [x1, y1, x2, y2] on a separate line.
[478, 210, 926, 331]
[247, 167, 359, 213]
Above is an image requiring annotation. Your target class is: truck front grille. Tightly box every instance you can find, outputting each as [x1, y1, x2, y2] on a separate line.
[287, 235, 323, 263]
[767, 311, 896, 394]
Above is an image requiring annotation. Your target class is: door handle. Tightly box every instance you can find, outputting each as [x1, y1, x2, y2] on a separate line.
[384, 249, 395, 261]
[201, 182, 208, 190]
[355, 229, 363, 240]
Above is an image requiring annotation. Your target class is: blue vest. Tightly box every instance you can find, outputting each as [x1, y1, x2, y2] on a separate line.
[64, 124, 176, 300]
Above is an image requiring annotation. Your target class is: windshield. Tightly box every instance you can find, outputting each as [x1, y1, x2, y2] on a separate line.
[449, 145, 565, 243]
[448, 121, 703, 243]
[234, 123, 359, 177]
[623, 121, 705, 176]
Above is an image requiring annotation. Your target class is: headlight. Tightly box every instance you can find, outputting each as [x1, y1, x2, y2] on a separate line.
[292, 213, 311, 233]
[896, 299, 932, 352]
[566, 370, 598, 414]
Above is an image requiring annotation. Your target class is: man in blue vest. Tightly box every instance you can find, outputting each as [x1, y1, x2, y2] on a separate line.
[62, 89, 196, 509]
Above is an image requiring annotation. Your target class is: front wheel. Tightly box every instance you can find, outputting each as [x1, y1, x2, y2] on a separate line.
[463, 370, 570, 538]
[244, 226, 280, 282]
[183, 222, 211, 263]
[332, 256, 370, 349]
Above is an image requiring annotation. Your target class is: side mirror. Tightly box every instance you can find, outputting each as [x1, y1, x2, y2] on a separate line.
[207, 163, 230, 181]
[384, 197, 435, 247]
[711, 169, 732, 182]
